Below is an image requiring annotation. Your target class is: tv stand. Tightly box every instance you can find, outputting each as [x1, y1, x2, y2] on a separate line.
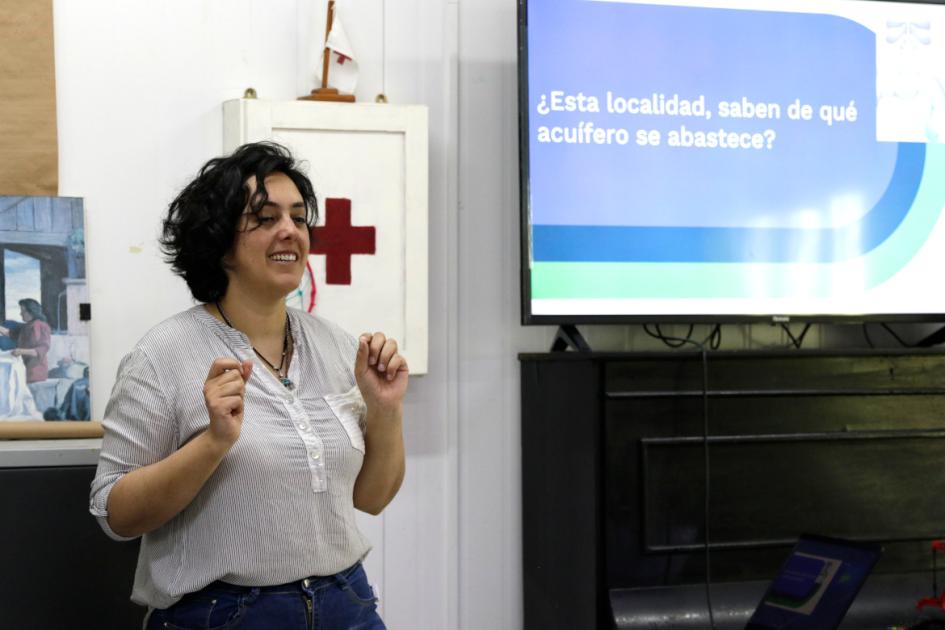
[550, 324, 591, 352]
[520, 348, 945, 629]
[917, 325, 945, 347]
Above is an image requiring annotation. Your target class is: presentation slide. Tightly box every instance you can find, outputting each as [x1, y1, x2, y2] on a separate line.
[525, 0, 945, 319]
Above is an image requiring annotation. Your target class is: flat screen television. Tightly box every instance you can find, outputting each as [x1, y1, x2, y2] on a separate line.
[519, 0, 945, 324]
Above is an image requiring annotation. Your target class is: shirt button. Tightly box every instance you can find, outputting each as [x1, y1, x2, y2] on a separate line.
[298, 423, 307, 430]
[310, 451, 320, 460]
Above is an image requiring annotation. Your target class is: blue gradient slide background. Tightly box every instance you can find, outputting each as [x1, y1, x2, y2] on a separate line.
[526, 0, 943, 308]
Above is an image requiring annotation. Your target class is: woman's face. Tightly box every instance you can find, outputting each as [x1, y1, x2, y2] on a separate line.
[224, 172, 310, 302]
[19, 306, 32, 322]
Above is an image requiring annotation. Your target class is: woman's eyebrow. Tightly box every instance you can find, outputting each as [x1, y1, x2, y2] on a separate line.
[261, 200, 306, 208]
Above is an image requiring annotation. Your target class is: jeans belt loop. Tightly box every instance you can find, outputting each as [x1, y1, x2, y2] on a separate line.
[243, 587, 261, 606]
[333, 571, 351, 590]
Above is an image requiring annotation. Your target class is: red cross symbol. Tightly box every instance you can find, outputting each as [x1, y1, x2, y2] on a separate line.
[335, 52, 351, 65]
[310, 198, 375, 285]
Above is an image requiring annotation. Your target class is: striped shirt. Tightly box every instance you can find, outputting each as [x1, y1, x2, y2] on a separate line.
[89, 305, 371, 609]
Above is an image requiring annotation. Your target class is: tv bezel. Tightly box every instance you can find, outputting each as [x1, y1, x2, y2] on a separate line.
[517, 0, 945, 326]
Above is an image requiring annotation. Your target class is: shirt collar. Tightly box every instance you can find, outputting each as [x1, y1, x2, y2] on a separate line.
[191, 304, 251, 349]
[191, 304, 301, 350]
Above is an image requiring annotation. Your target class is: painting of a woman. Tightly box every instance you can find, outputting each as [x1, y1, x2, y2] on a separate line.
[0, 298, 52, 383]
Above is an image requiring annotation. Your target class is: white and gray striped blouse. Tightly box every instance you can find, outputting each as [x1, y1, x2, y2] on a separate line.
[89, 305, 371, 610]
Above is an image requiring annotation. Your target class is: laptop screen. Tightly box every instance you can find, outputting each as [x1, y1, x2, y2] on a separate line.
[746, 534, 883, 630]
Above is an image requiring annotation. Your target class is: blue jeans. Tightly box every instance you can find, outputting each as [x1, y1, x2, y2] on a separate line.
[146, 563, 385, 630]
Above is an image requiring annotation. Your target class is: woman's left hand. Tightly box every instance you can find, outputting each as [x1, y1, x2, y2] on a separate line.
[355, 332, 408, 414]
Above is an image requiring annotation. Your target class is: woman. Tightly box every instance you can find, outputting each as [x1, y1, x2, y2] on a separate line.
[90, 142, 406, 629]
[0, 298, 52, 383]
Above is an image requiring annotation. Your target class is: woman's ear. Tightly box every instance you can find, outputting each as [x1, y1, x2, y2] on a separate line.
[220, 238, 238, 269]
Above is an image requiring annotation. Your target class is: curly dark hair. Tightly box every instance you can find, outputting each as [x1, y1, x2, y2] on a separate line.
[160, 142, 318, 302]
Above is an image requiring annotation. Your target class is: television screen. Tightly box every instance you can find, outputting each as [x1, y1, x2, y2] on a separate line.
[520, 0, 945, 323]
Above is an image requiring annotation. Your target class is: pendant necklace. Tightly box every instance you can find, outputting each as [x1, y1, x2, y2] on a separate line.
[215, 302, 295, 389]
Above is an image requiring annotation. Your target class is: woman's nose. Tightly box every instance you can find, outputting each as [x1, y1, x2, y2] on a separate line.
[275, 213, 297, 236]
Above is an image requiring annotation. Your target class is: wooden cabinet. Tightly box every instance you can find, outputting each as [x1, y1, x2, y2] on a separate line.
[0, 464, 141, 628]
[521, 350, 945, 629]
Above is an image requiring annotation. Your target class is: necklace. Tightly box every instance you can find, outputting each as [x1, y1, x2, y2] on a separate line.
[215, 302, 294, 389]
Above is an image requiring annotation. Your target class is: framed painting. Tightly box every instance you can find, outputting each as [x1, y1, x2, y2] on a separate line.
[0, 196, 96, 439]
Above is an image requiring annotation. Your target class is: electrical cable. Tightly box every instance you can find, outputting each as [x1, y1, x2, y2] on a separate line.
[660, 327, 715, 587]
[639, 328, 717, 629]
[862, 324, 875, 348]
[642, 324, 665, 345]
[659, 323, 692, 347]
[645, 324, 722, 350]
[644, 323, 694, 348]
[702, 324, 722, 350]
[698, 342, 714, 630]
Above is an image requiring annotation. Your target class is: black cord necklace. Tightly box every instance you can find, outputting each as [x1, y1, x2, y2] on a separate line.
[215, 302, 294, 389]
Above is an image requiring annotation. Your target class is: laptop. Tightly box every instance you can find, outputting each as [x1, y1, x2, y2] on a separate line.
[746, 534, 883, 630]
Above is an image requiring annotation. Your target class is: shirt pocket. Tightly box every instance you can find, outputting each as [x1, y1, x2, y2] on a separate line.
[324, 385, 367, 454]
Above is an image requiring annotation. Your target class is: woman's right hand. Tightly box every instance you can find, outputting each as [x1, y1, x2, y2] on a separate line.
[203, 358, 253, 449]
